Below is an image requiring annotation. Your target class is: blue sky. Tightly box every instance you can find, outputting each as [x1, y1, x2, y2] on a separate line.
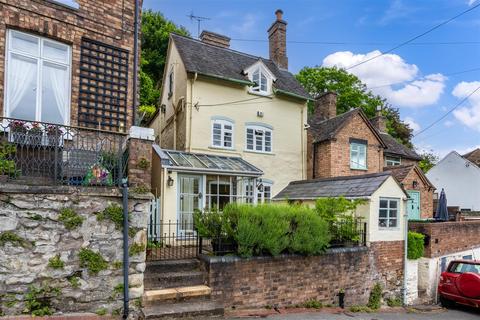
[143, 0, 480, 157]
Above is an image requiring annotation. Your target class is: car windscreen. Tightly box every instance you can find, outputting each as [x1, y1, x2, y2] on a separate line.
[449, 262, 480, 274]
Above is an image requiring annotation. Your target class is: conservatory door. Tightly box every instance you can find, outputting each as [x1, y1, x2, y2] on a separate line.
[178, 175, 202, 237]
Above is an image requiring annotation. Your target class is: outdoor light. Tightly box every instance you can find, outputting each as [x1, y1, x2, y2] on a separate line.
[256, 179, 264, 192]
[167, 175, 174, 187]
[412, 180, 418, 189]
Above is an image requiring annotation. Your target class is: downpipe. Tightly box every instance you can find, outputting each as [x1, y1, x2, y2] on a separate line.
[402, 209, 408, 306]
[122, 179, 130, 319]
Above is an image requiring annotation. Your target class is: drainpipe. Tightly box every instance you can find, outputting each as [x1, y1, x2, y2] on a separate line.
[122, 178, 130, 319]
[188, 73, 197, 152]
[132, 0, 140, 126]
[402, 205, 408, 306]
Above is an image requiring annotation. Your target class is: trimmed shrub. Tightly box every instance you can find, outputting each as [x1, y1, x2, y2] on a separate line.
[407, 231, 425, 260]
[367, 282, 383, 310]
[289, 206, 330, 255]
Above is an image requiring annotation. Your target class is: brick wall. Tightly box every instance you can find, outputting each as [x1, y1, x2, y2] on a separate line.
[201, 244, 404, 309]
[309, 114, 384, 179]
[401, 169, 434, 219]
[409, 221, 480, 258]
[127, 137, 153, 188]
[0, 0, 141, 131]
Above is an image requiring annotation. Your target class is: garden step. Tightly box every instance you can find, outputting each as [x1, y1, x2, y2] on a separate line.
[145, 259, 200, 274]
[142, 301, 224, 319]
[144, 270, 205, 290]
[143, 285, 212, 306]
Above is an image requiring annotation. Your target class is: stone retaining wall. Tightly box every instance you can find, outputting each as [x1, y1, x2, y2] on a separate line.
[0, 185, 151, 318]
[200, 243, 404, 310]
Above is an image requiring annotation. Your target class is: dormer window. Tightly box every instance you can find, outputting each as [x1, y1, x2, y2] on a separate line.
[245, 61, 275, 96]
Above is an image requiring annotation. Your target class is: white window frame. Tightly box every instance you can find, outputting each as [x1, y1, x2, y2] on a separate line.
[385, 156, 401, 166]
[245, 61, 276, 96]
[245, 124, 273, 153]
[350, 142, 367, 170]
[257, 181, 273, 204]
[211, 119, 234, 149]
[379, 197, 399, 229]
[168, 69, 174, 99]
[4, 29, 72, 125]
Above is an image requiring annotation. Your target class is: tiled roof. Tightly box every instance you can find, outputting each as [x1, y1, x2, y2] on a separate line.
[463, 148, 480, 166]
[379, 133, 421, 161]
[384, 164, 435, 188]
[308, 108, 359, 143]
[171, 33, 311, 100]
[273, 172, 393, 200]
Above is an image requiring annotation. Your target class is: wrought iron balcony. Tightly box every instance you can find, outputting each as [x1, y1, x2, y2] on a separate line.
[0, 117, 128, 187]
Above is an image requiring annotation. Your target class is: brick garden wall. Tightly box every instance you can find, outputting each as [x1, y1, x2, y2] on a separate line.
[0, 0, 141, 130]
[201, 244, 404, 309]
[409, 221, 480, 258]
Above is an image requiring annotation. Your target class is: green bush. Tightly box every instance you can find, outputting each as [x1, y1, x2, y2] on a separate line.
[24, 284, 61, 316]
[0, 231, 29, 247]
[367, 282, 383, 310]
[200, 203, 331, 258]
[97, 204, 128, 230]
[349, 305, 373, 313]
[386, 296, 402, 307]
[407, 231, 425, 260]
[58, 208, 84, 230]
[303, 299, 323, 309]
[48, 254, 64, 269]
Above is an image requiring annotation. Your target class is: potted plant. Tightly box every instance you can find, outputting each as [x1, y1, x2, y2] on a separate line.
[46, 125, 63, 146]
[28, 123, 43, 145]
[194, 209, 236, 255]
[10, 120, 27, 144]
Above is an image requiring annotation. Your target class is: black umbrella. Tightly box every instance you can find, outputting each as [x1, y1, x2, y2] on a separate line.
[435, 188, 449, 221]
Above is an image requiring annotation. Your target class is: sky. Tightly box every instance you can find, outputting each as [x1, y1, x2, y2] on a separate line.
[143, 0, 480, 158]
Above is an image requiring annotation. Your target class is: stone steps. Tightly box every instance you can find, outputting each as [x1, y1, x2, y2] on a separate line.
[143, 285, 212, 307]
[142, 301, 224, 319]
[145, 259, 200, 274]
[144, 270, 205, 290]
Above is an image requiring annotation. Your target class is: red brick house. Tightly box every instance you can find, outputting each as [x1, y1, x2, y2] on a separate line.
[1, 0, 140, 132]
[307, 91, 435, 219]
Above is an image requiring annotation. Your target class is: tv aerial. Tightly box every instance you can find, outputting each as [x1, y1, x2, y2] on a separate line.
[187, 11, 211, 38]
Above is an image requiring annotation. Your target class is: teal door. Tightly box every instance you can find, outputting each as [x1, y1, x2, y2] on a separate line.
[407, 191, 421, 220]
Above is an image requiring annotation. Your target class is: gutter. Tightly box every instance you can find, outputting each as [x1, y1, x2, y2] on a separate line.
[194, 72, 255, 86]
[273, 88, 312, 101]
[273, 196, 371, 201]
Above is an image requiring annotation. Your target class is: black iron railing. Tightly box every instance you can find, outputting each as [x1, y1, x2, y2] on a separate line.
[146, 220, 200, 261]
[0, 117, 128, 187]
[329, 220, 367, 248]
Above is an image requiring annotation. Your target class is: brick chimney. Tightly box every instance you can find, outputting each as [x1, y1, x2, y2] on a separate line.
[370, 107, 387, 133]
[268, 9, 288, 70]
[200, 30, 230, 48]
[310, 92, 337, 123]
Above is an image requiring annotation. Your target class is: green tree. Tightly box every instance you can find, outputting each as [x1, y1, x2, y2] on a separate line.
[418, 151, 439, 173]
[139, 10, 189, 120]
[296, 66, 413, 147]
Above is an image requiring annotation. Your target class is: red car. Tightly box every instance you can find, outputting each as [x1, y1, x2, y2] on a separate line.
[438, 260, 480, 308]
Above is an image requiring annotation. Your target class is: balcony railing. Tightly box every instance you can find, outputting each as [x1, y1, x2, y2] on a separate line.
[0, 117, 128, 187]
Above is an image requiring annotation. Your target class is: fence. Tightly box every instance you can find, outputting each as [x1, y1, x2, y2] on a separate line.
[0, 117, 128, 187]
[329, 220, 367, 248]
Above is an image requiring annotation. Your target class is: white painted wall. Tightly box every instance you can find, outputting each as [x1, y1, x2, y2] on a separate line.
[427, 151, 480, 211]
[406, 259, 419, 305]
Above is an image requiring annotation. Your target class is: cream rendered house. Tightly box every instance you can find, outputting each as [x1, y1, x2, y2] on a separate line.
[150, 10, 310, 227]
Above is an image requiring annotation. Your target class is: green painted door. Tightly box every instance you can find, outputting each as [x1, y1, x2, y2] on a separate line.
[407, 191, 421, 220]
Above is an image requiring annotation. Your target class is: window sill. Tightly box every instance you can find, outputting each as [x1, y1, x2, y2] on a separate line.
[244, 149, 274, 156]
[350, 167, 368, 171]
[378, 227, 400, 231]
[209, 146, 236, 151]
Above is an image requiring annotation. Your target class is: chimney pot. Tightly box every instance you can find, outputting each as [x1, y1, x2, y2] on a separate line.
[268, 9, 288, 69]
[199, 30, 231, 48]
[371, 113, 387, 133]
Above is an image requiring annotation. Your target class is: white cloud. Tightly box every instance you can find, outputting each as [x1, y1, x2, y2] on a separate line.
[468, 0, 477, 6]
[404, 117, 421, 133]
[452, 81, 480, 131]
[322, 50, 446, 108]
[379, 0, 415, 25]
[444, 120, 455, 128]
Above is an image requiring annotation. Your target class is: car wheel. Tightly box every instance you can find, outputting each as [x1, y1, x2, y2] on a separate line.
[440, 295, 454, 308]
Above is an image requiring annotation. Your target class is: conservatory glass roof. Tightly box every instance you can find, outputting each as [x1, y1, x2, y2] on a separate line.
[153, 145, 263, 176]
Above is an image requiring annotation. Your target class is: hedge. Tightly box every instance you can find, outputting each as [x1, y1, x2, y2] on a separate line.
[407, 231, 425, 260]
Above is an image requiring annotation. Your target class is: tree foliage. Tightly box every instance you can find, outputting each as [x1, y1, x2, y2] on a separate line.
[418, 151, 439, 173]
[139, 10, 189, 118]
[296, 66, 414, 147]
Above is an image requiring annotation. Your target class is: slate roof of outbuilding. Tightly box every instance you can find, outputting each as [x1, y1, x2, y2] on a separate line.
[170, 33, 311, 100]
[273, 172, 398, 200]
[383, 164, 435, 188]
[379, 133, 422, 161]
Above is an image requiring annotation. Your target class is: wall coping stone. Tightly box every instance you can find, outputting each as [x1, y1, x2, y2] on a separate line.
[199, 246, 368, 264]
[129, 126, 155, 141]
[0, 183, 153, 200]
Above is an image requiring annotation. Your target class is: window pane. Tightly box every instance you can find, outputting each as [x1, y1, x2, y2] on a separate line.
[43, 40, 69, 63]
[7, 54, 38, 121]
[379, 209, 388, 218]
[380, 199, 388, 209]
[379, 219, 387, 228]
[389, 200, 398, 209]
[389, 219, 397, 228]
[11, 31, 39, 55]
[260, 73, 267, 91]
[389, 210, 397, 218]
[41, 62, 68, 124]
